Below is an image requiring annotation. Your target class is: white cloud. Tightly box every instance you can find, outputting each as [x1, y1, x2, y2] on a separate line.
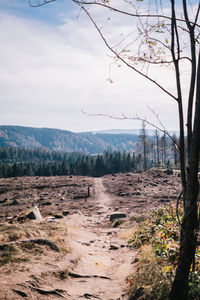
[0, 4, 192, 133]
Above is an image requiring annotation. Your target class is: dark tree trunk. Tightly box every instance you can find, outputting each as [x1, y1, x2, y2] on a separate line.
[170, 49, 200, 300]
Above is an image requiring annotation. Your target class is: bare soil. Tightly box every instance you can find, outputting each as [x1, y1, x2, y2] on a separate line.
[0, 170, 181, 300]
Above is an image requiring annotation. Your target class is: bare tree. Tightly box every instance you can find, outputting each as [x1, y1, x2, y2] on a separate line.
[155, 129, 160, 166]
[171, 133, 179, 168]
[139, 121, 148, 171]
[160, 133, 167, 166]
[29, 0, 200, 298]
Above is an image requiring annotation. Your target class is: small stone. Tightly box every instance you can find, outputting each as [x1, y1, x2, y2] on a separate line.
[82, 242, 90, 246]
[107, 232, 112, 235]
[26, 206, 42, 221]
[63, 210, 70, 216]
[109, 244, 119, 250]
[47, 219, 57, 223]
[110, 213, 127, 222]
[40, 201, 52, 206]
[118, 192, 129, 197]
[54, 214, 63, 219]
[112, 219, 123, 228]
[133, 192, 142, 195]
[10, 199, 19, 205]
[132, 258, 139, 264]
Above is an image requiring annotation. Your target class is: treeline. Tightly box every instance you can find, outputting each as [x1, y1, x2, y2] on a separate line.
[137, 125, 180, 171]
[0, 147, 81, 163]
[0, 126, 180, 178]
[0, 147, 144, 178]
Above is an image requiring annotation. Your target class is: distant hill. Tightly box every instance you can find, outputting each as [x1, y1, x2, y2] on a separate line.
[90, 128, 179, 136]
[0, 125, 139, 154]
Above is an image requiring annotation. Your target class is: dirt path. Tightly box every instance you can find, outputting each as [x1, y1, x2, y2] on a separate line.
[0, 177, 136, 300]
[62, 177, 135, 300]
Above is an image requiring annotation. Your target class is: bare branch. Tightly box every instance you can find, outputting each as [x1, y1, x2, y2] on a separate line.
[194, 3, 200, 25]
[73, 1, 200, 28]
[78, 4, 178, 101]
[29, 0, 56, 7]
[81, 109, 180, 149]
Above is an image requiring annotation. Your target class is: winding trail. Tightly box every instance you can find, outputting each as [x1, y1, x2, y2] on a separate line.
[63, 178, 135, 300]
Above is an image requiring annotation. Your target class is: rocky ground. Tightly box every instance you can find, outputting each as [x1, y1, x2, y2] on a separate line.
[103, 168, 181, 215]
[0, 169, 181, 300]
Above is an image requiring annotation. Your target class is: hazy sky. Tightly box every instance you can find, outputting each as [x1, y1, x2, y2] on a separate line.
[0, 0, 197, 132]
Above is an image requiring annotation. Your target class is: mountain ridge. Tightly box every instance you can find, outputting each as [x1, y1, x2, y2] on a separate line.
[0, 125, 140, 154]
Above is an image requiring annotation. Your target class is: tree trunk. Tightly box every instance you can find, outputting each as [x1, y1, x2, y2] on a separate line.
[170, 49, 200, 300]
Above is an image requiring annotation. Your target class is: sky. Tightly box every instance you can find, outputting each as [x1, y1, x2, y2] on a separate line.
[0, 0, 198, 133]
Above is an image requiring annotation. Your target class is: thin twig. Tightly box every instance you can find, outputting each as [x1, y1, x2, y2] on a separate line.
[29, 0, 56, 7]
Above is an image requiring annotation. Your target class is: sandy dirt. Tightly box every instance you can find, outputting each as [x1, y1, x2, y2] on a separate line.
[61, 178, 136, 300]
[0, 170, 181, 299]
[0, 176, 141, 300]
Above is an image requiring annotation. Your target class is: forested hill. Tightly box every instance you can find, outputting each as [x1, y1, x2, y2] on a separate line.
[0, 125, 138, 154]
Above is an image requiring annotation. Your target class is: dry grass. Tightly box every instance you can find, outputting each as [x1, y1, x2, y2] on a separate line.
[127, 245, 171, 300]
[0, 220, 70, 266]
[119, 227, 138, 240]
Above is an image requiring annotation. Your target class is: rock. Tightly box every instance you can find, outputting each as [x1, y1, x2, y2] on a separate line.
[109, 244, 119, 250]
[118, 192, 129, 197]
[81, 242, 90, 246]
[107, 232, 112, 235]
[112, 219, 123, 228]
[63, 210, 70, 216]
[47, 219, 57, 223]
[133, 192, 142, 195]
[132, 258, 139, 264]
[26, 206, 42, 221]
[40, 201, 52, 206]
[74, 194, 86, 199]
[9, 199, 19, 205]
[54, 214, 63, 219]
[46, 216, 55, 220]
[0, 198, 8, 204]
[110, 213, 127, 222]
[165, 169, 173, 175]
